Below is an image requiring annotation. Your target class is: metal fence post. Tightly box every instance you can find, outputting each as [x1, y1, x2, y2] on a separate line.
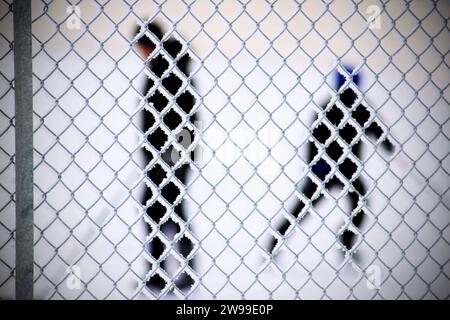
[14, 0, 33, 300]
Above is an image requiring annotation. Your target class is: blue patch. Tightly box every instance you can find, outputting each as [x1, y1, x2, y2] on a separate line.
[312, 159, 331, 180]
[335, 65, 360, 89]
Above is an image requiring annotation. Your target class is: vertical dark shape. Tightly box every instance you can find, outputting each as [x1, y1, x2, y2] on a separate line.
[134, 22, 197, 293]
[269, 66, 394, 256]
[13, 0, 34, 300]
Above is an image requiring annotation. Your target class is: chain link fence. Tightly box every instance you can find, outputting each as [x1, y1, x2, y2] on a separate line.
[0, 0, 449, 299]
[0, 0, 14, 299]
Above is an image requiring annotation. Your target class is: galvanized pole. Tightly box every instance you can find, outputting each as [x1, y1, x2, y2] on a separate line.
[13, 0, 33, 300]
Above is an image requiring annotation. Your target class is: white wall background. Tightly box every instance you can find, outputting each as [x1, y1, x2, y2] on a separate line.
[0, 0, 448, 299]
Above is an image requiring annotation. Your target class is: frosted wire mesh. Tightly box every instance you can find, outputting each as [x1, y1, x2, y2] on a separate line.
[0, 0, 14, 300]
[1, 0, 449, 299]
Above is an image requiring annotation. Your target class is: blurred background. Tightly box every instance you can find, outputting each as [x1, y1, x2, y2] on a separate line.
[0, 0, 449, 299]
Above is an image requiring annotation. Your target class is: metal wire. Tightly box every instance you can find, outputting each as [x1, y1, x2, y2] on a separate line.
[0, 0, 16, 300]
[0, 0, 449, 299]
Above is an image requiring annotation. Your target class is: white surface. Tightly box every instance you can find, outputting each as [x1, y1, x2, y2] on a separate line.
[0, 0, 448, 299]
